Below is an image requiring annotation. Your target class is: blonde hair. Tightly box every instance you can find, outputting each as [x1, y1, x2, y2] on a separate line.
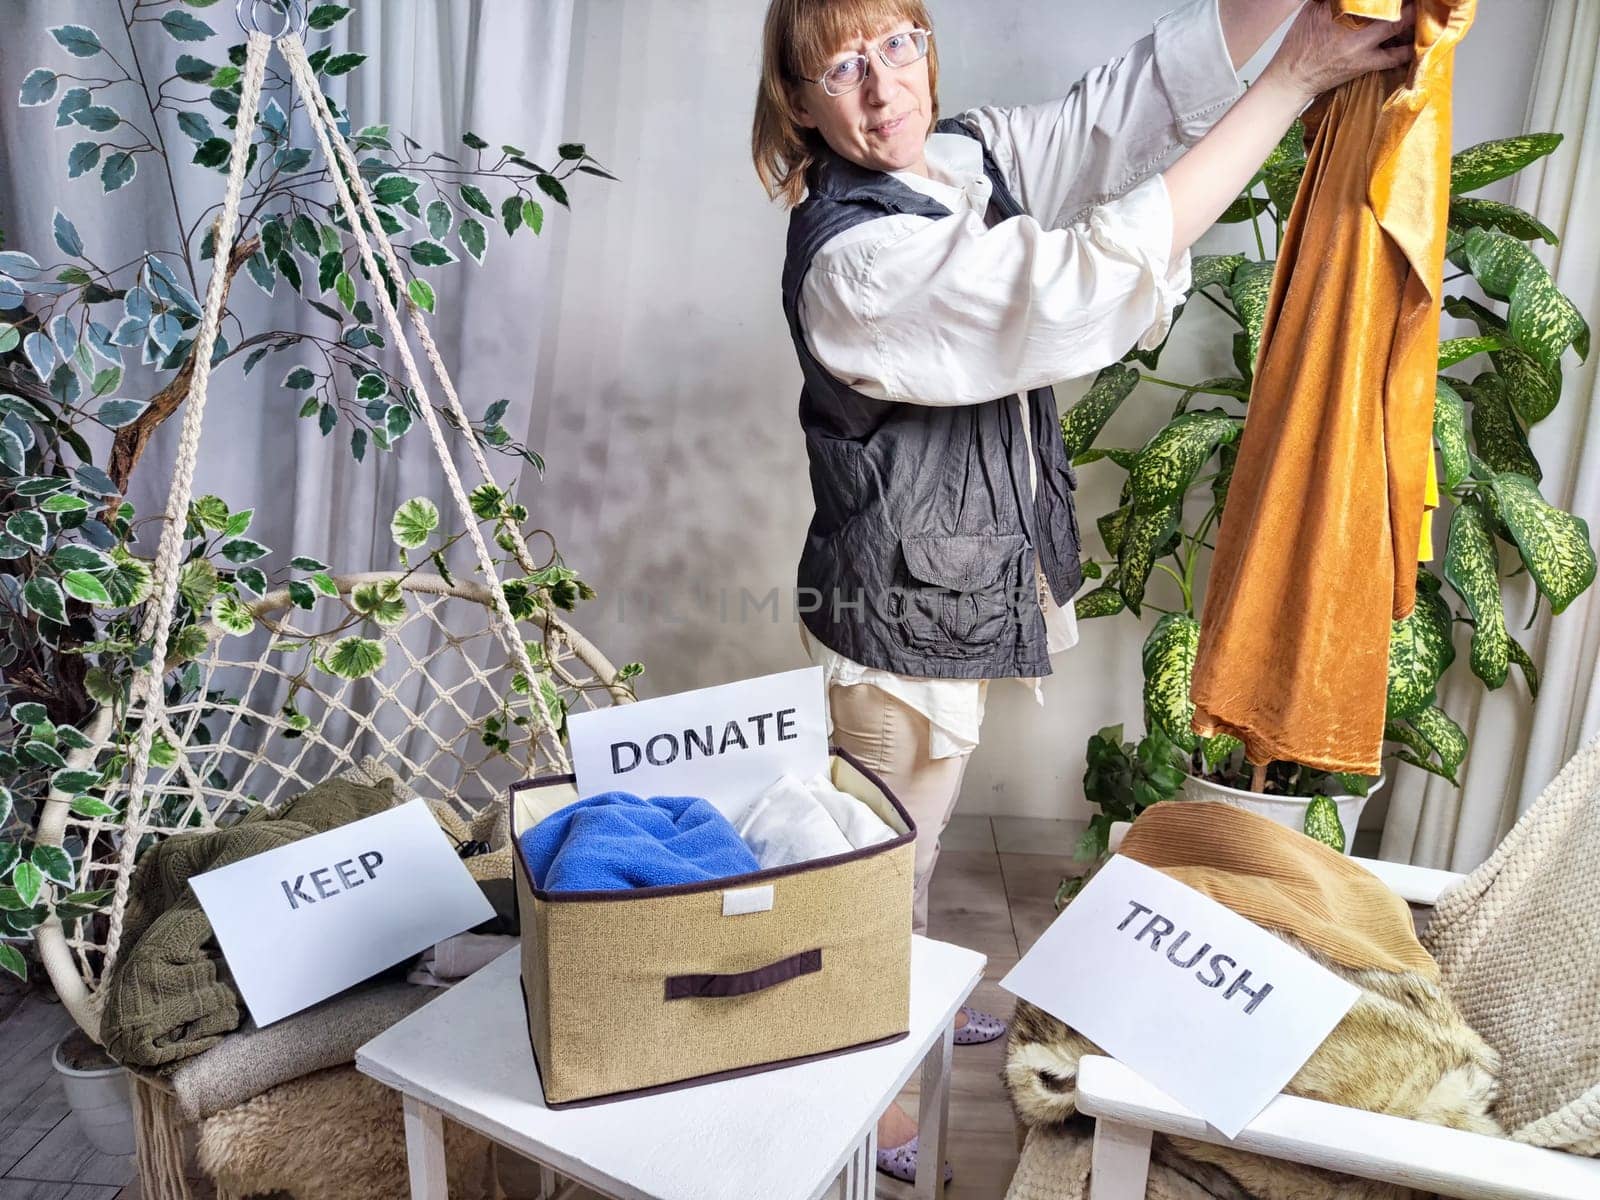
[752, 0, 940, 209]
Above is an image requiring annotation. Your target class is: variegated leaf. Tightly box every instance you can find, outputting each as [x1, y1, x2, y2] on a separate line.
[1409, 705, 1467, 781]
[1179, 376, 1250, 411]
[1457, 228, 1588, 371]
[1128, 409, 1240, 509]
[1229, 260, 1276, 371]
[1448, 197, 1557, 245]
[1074, 447, 1140, 470]
[1263, 164, 1303, 220]
[1443, 295, 1564, 424]
[1438, 335, 1505, 370]
[1433, 378, 1469, 489]
[1386, 582, 1455, 720]
[1466, 373, 1540, 482]
[1059, 364, 1139, 460]
[1444, 501, 1509, 687]
[1213, 440, 1238, 511]
[1116, 500, 1182, 616]
[1074, 578, 1125, 620]
[1201, 733, 1242, 772]
[1384, 719, 1433, 762]
[1098, 504, 1133, 557]
[1487, 472, 1597, 614]
[1264, 119, 1307, 172]
[1141, 613, 1201, 752]
[1507, 636, 1540, 698]
[1190, 254, 1245, 293]
[1449, 133, 1562, 195]
[1216, 193, 1270, 224]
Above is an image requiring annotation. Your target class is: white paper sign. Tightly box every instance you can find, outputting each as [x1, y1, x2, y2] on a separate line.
[191, 799, 494, 1026]
[999, 854, 1360, 1137]
[566, 666, 830, 817]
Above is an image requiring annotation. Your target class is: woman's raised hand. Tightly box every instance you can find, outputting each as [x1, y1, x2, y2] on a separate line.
[1266, 0, 1416, 103]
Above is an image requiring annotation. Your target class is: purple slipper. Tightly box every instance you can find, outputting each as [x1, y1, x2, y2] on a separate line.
[876, 1135, 953, 1185]
[954, 1004, 1007, 1045]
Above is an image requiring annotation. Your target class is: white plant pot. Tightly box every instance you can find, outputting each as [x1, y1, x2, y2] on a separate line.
[1179, 773, 1381, 854]
[51, 1039, 135, 1157]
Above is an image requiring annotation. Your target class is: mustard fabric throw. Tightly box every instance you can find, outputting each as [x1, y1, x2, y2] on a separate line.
[1119, 800, 1438, 978]
[1190, 0, 1476, 775]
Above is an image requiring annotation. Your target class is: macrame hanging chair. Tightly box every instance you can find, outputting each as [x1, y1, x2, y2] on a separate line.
[33, 7, 631, 1040]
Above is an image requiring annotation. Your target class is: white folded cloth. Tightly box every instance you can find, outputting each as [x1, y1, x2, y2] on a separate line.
[406, 932, 517, 988]
[735, 772, 896, 869]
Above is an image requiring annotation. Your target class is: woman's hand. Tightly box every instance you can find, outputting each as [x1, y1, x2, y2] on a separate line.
[1264, 1, 1416, 104]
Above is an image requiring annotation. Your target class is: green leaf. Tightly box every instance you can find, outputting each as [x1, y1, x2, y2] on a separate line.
[1443, 501, 1509, 688]
[1216, 193, 1269, 224]
[523, 199, 544, 235]
[407, 277, 435, 313]
[193, 137, 232, 169]
[1456, 228, 1587, 372]
[1487, 473, 1597, 614]
[178, 558, 219, 609]
[30, 846, 73, 887]
[66, 141, 100, 179]
[1141, 614, 1201, 752]
[536, 174, 569, 208]
[1433, 378, 1469, 489]
[309, 572, 338, 597]
[1059, 364, 1138, 461]
[7, 511, 47, 551]
[211, 593, 254, 635]
[373, 174, 419, 205]
[220, 538, 270, 564]
[322, 52, 367, 76]
[390, 497, 439, 548]
[352, 581, 406, 626]
[459, 183, 494, 217]
[11, 861, 42, 907]
[104, 552, 153, 607]
[1386, 581, 1455, 719]
[51, 25, 103, 57]
[68, 794, 115, 818]
[326, 636, 386, 679]
[307, 4, 352, 30]
[40, 493, 89, 515]
[1302, 795, 1345, 851]
[61, 570, 111, 606]
[20, 68, 58, 107]
[0, 944, 24, 982]
[1507, 636, 1540, 698]
[159, 10, 214, 40]
[356, 372, 387, 400]
[409, 240, 456, 268]
[1410, 705, 1468, 781]
[1448, 197, 1557, 245]
[1190, 253, 1246, 293]
[1450, 133, 1562, 195]
[1073, 580, 1126, 620]
[458, 218, 487, 264]
[191, 496, 229, 533]
[1438, 335, 1505, 370]
[1228, 260, 1276, 372]
[287, 580, 316, 610]
[23, 578, 66, 624]
[1128, 408, 1239, 509]
[1466, 374, 1540, 483]
[96, 398, 148, 428]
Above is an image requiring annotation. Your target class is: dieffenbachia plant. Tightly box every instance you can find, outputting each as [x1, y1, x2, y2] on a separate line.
[1064, 125, 1594, 810]
[0, 1, 632, 981]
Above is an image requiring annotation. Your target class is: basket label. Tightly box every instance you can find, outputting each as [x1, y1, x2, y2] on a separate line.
[722, 885, 775, 916]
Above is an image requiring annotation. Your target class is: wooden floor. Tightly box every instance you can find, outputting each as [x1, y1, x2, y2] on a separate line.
[0, 815, 1086, 1200]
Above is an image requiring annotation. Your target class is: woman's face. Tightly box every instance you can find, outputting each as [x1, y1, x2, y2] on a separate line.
[794, 20, 932, 177]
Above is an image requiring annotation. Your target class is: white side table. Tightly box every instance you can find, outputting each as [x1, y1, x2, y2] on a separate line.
[356, 935, 986, 1200]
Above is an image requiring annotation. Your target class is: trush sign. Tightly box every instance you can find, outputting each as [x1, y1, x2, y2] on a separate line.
[1000, 854, 1360, 1137]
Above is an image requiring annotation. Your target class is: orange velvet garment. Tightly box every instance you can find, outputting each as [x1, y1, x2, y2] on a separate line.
[1189, 0, 1476, 775]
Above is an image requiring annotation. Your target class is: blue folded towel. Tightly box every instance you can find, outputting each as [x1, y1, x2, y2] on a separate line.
[520, 792, 760, 892]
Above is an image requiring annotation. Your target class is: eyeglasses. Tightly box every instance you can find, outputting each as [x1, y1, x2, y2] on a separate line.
[806, 29, 932, 97]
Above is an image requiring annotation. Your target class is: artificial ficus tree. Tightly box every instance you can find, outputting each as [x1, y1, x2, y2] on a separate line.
[0, 1, 634, 979]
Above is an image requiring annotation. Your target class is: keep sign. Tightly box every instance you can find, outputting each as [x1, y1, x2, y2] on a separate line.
[1000, 854, 1360, 1137]
[566, 666, 829, 817]
[190, 800, 494, 1026]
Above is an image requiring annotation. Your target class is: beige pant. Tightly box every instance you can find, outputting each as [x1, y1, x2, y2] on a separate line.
[826, 682, 978, 935]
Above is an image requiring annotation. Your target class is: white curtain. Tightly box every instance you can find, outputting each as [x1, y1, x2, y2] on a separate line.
[1380, 0, 1600, 870]
[0, 1, 575, 787]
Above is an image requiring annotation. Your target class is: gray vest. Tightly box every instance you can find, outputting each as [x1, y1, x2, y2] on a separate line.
[782, 118, 1083, 678]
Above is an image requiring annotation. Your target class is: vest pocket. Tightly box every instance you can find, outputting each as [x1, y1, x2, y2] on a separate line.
[891, 533, 1027, 658]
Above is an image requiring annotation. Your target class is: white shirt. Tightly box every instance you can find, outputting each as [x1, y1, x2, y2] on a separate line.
[797, 0, 1244, 758]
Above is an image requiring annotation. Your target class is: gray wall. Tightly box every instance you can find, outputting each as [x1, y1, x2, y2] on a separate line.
[531, 0, 1549, 819]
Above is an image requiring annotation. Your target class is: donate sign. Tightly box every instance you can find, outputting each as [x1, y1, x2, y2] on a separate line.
[566, 666, 830, 817]
[1000, 854, 1360, 1137]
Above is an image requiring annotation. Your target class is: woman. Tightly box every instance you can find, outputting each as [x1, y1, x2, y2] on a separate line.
[752, 0, 1412, 1182]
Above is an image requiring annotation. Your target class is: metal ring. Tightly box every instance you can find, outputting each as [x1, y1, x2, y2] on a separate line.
[235, 0, 308, 40]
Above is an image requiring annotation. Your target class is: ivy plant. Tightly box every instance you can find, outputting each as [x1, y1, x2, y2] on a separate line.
[1067, 125, 1594, 830]
[0, 1, 636, 980]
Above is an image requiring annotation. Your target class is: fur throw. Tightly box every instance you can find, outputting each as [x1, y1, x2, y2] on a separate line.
[198, 1066, 498, 1200]
[1004, 936, 1503, 1200]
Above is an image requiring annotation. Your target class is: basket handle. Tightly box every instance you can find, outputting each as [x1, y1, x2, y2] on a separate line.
[665, 949, 822, 1001]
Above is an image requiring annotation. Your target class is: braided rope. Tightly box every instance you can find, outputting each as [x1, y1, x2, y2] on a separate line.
[277, 33, 569, 771]
[98, 32, 274, 986]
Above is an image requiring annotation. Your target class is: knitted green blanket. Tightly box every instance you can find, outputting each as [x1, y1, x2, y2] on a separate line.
[101, 776, 397, 1069]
